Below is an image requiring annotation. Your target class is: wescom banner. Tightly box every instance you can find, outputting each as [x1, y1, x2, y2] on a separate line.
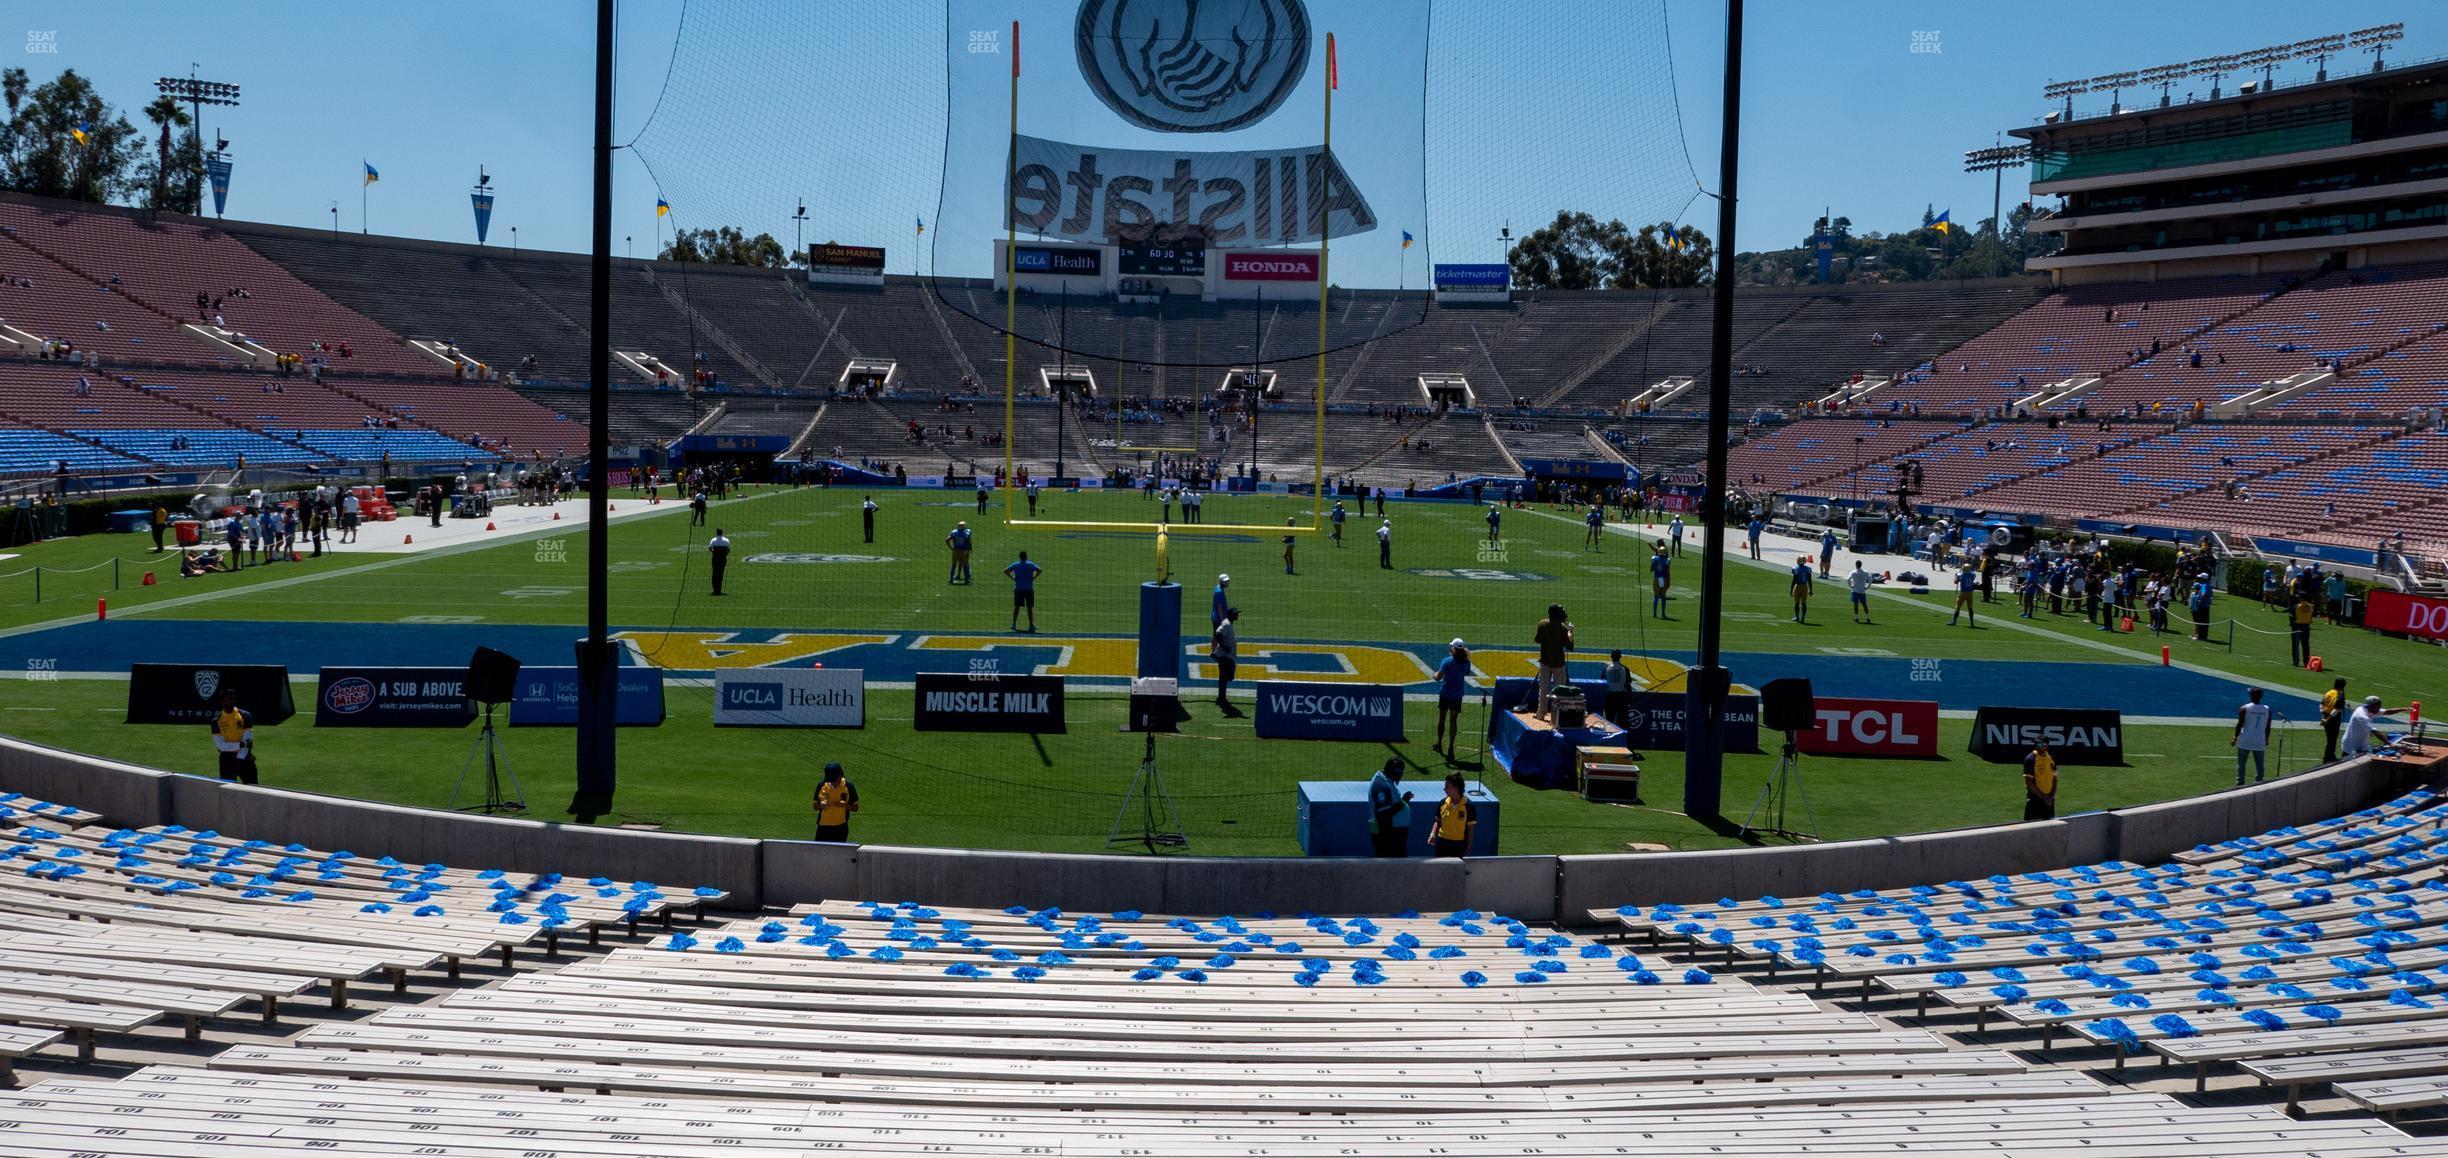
[2367, 590, 2448, 642]
[1967, 706, 2124, 765]
[1795, 697, 1939, 757]
[712, 668, 865, 728]
[1255, 681, 1404, 741]
[1006, 135, 1375, 246]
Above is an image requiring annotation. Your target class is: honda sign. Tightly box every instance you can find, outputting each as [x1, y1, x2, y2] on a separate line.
[1795, 697, 1939, 757]
[2368, 590, 2448, 642]
[1222, 251, 1319, 281]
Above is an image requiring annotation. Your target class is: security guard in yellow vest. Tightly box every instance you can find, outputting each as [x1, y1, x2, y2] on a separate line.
[1430, 773, 1477, 858]
[209, 689, 259, 785]
[814, 761, 859, 843]
[2022, 740, 2056, 822]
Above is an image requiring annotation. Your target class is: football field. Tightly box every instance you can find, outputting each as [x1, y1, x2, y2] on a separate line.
[1, 483, 2436, 854]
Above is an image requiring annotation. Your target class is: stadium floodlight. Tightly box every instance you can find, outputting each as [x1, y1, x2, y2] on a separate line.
[2042, 78, 2087, 120]
[158, 70, 240, 207]
[1966, 143, 2031, 279]
[2352, 22, 2405, 71]
[2087, 70, 2140, 114]
[2138, 62, 2190, 107]
[2293, 33, 2349, 81]
[2189, 54, 2239, 100]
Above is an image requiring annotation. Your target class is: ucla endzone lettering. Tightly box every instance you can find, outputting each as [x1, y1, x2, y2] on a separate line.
[5, 619, 2317, 721]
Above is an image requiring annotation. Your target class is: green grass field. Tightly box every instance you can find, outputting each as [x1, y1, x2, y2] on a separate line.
[1, 484, 2436, 854]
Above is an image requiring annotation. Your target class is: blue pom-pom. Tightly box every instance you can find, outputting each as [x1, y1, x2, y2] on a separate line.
[1932, 971, 1967, 987]
[2305, 1004, 2345, 1023]
[1682, 968, 1713, 985]
[1178, 969, 1209, 983]
[1991, 984, 2030, 1004]
[714, 937, 744, 953]
[663, 933, 698, 952]
[1461, 971, 1487, 987]
[2241, 1009, 2287, 1031]
[2150, 1014, 2200, 1039]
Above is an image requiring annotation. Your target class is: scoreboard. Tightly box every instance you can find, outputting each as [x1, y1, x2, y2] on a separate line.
[1119, 239, 1206, 277]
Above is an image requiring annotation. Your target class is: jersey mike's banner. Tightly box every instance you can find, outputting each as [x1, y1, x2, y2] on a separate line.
[126, 663, 295, 726]
[1795, 696, 1939, 757]
[1255, 681, 1403, 741]
[713, 668, 865, 728]
[1968, 706, 2124, 765]
[1006, 135, 1375, 246]
[913, 672, 1066, 733]
[507, 666, 667, 727]
[314, 666, 476, 728]
[2367, 590, 2448, 642]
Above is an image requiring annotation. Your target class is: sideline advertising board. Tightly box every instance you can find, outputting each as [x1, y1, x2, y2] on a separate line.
[713, 668, 865, 727]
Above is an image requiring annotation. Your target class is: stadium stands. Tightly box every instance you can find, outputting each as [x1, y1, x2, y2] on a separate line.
[1727, 419, 1960, 494]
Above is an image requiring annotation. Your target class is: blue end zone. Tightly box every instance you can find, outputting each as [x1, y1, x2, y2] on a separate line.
[7, 620, 2316, 722]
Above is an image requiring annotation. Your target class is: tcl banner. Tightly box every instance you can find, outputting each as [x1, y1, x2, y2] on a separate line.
[1968, 706, 2124, 766]
[1223, 251, 1319, 281]
[2368, 590, 2448, 642]
[1796, 697, 1938, 757]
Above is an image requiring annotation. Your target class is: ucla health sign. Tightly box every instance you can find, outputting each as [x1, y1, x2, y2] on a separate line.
[712, 668, 865, 728]
[1255, 681, 1404, 741]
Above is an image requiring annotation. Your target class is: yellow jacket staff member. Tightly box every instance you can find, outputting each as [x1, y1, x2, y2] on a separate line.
[814, 761, 859, 843]
[1430, 773, 1477, 858]
[2021, 741, 2055, 822]
[209, 690, 259, 785]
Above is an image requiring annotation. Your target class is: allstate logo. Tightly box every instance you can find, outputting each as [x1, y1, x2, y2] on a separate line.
[325, 677, 376, 714]
[1075, 0, 1311, 133]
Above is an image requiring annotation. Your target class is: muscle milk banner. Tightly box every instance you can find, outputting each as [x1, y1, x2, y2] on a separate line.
[127, 663, 295, 726]
[315, 666, 476, 728]
[1006, 135, 1375, 246]
[713, 668, 865, 727]
[1255, 681, 1404, 741]
[1968, 706, 2124, 765]
[1795, 697, 1938, 757]
[2367, 590, 2448, 643]
[913, 672, 1066, 734]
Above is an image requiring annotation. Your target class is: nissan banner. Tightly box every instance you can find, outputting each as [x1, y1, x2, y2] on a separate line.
[1968, 706, 2124, 765]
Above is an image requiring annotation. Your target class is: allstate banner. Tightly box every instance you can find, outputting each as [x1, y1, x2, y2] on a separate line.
[1006, 134, 1375, 245]
[713, 668, 865, 727]
[126, 663, 295, 725]
[205, 157, 233, 217]
[471, 191, 494, 246]
[1255, 681, 1404, 741]
[1968, 706, 2123, 765]
[314, 666, 476, 728]
[913, 672, 1066, 733]
[509, 666, 667, 727]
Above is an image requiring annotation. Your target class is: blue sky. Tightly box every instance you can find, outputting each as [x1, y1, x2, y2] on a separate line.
[14, 1, 2432, 286]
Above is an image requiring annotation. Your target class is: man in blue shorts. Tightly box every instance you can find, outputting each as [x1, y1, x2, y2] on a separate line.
[1330, 501, 1346, 547]
[945, 521, 973, 584]
[1819, 528, 1838, 578]
[1788, 554, 1813, 623]
[1004, 550, 1041, 632]
[1584, 504, 1604, 552]
[1485, 503, 1502, 547]
[1847, 559, 1873, 623]
[1747, 516, 1765, 560]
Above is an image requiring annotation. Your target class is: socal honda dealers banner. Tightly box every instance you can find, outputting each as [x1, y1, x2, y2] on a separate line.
[2367, 590, 2448, 642]
[1796, 697, 1939, 757]
[314, 667, 476, 728]
[1968, 706, 2124, 766]
[712, 668, 864, 728]
[1255, 681, 1404, 742]
[913, 673, 1066, 734]
[1223, 251, 1320, 281]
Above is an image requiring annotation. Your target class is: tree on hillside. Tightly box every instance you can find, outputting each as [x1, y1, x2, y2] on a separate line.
[0, 68, 143, 204]
[660, 225, 787, 266]
[134, 94, 202, 214]
[1507, 211, 1712, 290]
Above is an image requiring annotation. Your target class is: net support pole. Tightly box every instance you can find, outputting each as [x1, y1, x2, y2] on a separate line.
[1314, 32, 1333, 523]
[1684, 0, 1744, 820]
[573, 0, 618, 820]
[1003, 19, 1019, 518]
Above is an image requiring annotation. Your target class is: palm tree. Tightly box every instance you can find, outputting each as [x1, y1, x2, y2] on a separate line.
[140, 94, 190, 211]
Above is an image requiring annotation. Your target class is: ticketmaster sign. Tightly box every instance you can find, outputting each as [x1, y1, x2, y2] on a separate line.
[712, 668, 865, 728]
[1256, 681, 1405, 741]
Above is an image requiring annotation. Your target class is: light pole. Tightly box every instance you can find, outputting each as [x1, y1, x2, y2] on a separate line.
[1850, 435, 1864, 504]
[1963, 142, 2028, 279]
[510, 225, 518, 256]
[792, 200, 808, 260]
[157, 70, 239, 212]
[328, 202, 338, 236]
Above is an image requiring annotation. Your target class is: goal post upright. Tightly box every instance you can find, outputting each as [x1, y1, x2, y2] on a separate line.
[1003, 17, 1019, 525]
[1313, 31, 1333, 534]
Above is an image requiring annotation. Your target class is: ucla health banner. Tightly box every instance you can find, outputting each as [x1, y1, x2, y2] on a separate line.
[205, 157, 233, 217]
[1255, 681, 1404, 741]
[471, 191, 494, 246]
[314, 666, 476, 728]
[713, 668, 865, 727]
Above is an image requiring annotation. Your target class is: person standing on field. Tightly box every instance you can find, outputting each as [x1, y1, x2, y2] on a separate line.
[813, 761, 859, 842]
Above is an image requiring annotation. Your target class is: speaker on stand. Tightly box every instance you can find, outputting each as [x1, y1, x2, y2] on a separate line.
[1742, 677, 1821, 842]
[452, 646, 529, 814]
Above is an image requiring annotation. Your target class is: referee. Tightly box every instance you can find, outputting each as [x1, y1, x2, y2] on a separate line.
[707, 528, 731, 596]
[861, 495, 877, 543]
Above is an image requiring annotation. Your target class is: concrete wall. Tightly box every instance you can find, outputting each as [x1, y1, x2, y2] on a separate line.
[0, 735, 2421, 923]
